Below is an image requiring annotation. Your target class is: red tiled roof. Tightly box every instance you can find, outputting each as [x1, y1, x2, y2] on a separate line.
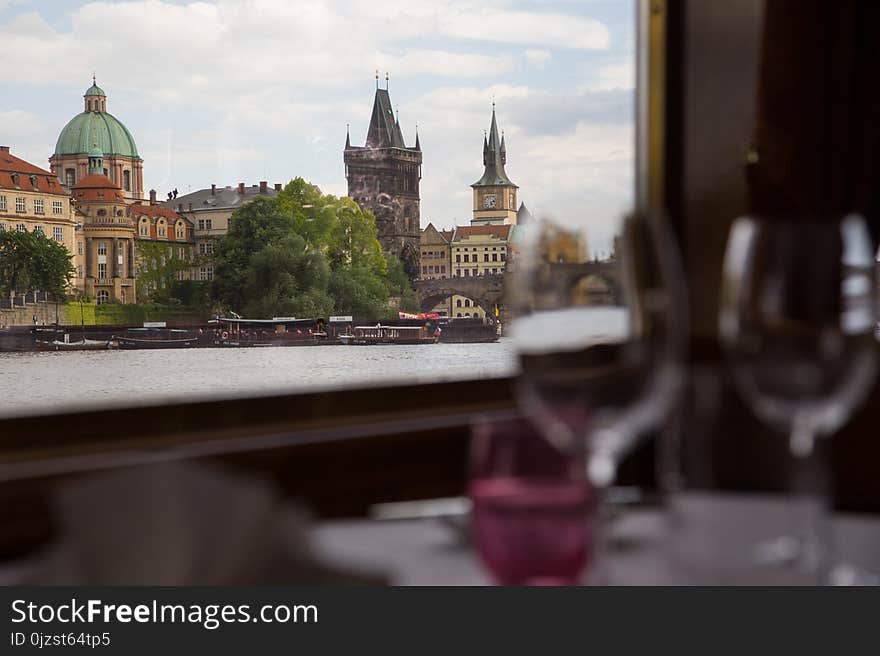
[0, 150, 68, 196]
[452, 225, 512, 241]
[132, 204, 186, 222]
[72, 173, 121, 190]
[440, 230, 454, 242]
[72, 173, 125, 202]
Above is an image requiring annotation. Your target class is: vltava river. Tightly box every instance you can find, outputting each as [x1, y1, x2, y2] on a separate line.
[0, 341, 518, 418]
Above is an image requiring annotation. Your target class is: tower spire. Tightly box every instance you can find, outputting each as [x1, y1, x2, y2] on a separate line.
[375, 69, 379, 89]
[385, 71, 389, 90]
[472, 106, 515, 188]
[414, 124, 421, 151]
[345, 123, 351, 149]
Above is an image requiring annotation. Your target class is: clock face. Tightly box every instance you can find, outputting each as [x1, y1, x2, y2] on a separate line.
[484, 194, 496, 208]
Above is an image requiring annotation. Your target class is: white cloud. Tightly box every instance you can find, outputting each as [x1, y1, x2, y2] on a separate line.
[0, 110, 57, 169]
[438, 6, 611, 50]
[0, 0, 29, 13]
[525, 49, 551, 69]
[589, 61, 635, 91]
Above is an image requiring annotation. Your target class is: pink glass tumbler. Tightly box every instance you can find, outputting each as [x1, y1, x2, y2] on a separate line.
[468, 415, 596, 586]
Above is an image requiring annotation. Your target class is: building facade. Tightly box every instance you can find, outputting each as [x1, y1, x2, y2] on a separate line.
[419, 223, 453, 317]
[71, 149, 138, 304]
[471, 107, 518, 226]
[449, 225, 513, 319]
[50, 79, 144, 200]
[131, 204, 195, 301]
[72, 148, 193, 304]
[451, 225, 512, 278]
[345, 80, 422, 277]
[419, 223, 452, 280]
[0, 146, 77, 272]
[162, 182, 281, 281]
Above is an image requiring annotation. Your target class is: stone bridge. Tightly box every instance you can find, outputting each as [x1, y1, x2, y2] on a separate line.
[413, 260, 622, 317]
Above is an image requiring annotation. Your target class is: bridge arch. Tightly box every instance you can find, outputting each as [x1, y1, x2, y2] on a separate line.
[413, 273, 505, 318]
[418, 291, 495, 317]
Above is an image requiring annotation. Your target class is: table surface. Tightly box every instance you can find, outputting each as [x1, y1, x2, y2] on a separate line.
[312, 492, 880, 586]
[2, 492, 878, 586]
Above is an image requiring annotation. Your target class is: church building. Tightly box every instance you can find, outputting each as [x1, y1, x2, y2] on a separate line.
[50, 79, 144, 200]
[344, 76, 422, 277]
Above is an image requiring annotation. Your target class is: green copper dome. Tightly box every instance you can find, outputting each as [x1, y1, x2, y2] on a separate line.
[84, 83, 105, 97]
[54, 111, 140, 159]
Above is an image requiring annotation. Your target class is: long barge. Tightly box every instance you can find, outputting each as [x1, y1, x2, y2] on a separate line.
[338, 324, 438, 345]
[212, 317, 329, 347]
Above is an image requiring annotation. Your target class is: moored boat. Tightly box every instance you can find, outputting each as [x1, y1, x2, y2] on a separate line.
[339, 324, 438, 345]
[34, 338, 113, 351]
[114, 327, 199, 349]
[213, 316, 329, 347]
[436, 317, 500, 343]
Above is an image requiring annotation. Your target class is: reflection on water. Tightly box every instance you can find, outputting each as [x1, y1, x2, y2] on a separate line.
[0, 341, 518, 418]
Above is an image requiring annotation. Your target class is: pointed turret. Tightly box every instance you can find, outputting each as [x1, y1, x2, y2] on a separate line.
[365, 88, 409, 148]
[345, 123, 351, 149]
[414, 126, 421, 151]
[472, 106, 516, 187]
[516, 202, 532, 225]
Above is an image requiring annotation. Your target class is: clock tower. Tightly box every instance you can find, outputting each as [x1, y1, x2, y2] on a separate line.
[471, 106, 518, 226]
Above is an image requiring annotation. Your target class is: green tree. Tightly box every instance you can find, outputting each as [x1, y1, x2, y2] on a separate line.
[243, 234, 333, 318]
[0, 229, 74, 297]
[211, 178, 419, 319]
[385, 254, 420, 312]
[135, 241, 193, 303]
[213, 196, 291, 311]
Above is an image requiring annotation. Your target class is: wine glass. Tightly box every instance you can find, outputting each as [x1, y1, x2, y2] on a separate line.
[718, 214, 878, 581]
[468, 415, 596, 585]
[506, 210, 687, 581]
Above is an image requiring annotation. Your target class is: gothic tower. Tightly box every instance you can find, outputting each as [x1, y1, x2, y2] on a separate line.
[344, 76, 422, 277]
[471, 105, 518, 225]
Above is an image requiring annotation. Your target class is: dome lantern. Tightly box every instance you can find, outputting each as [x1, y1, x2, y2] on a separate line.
[84, 75, 107, 112]
[88, 145, 104, 175]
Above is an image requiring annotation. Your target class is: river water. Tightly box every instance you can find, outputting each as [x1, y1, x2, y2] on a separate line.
[0, 341, 519, 418]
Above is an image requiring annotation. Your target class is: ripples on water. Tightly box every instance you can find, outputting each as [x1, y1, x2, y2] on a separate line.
[0, 341, 518, 418]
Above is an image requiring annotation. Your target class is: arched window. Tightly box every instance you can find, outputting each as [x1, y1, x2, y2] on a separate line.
[65, 169, 75, 186]
[97, 209, 106, 217]
[176, 221, 185, 240]
[157, 220, 167, 238]
[464, 299, 471, 307]
[456, 299, 462, 308]
[139, 218, 149, 237]
[96, 290, 110, 304]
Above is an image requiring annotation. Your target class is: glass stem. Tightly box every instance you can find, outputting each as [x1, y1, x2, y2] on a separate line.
[586, 450, 616, 586]
[789, 417, 830, 583]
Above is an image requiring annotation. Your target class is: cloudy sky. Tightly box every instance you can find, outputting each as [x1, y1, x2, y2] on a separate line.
[1, 0, 634, 256]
